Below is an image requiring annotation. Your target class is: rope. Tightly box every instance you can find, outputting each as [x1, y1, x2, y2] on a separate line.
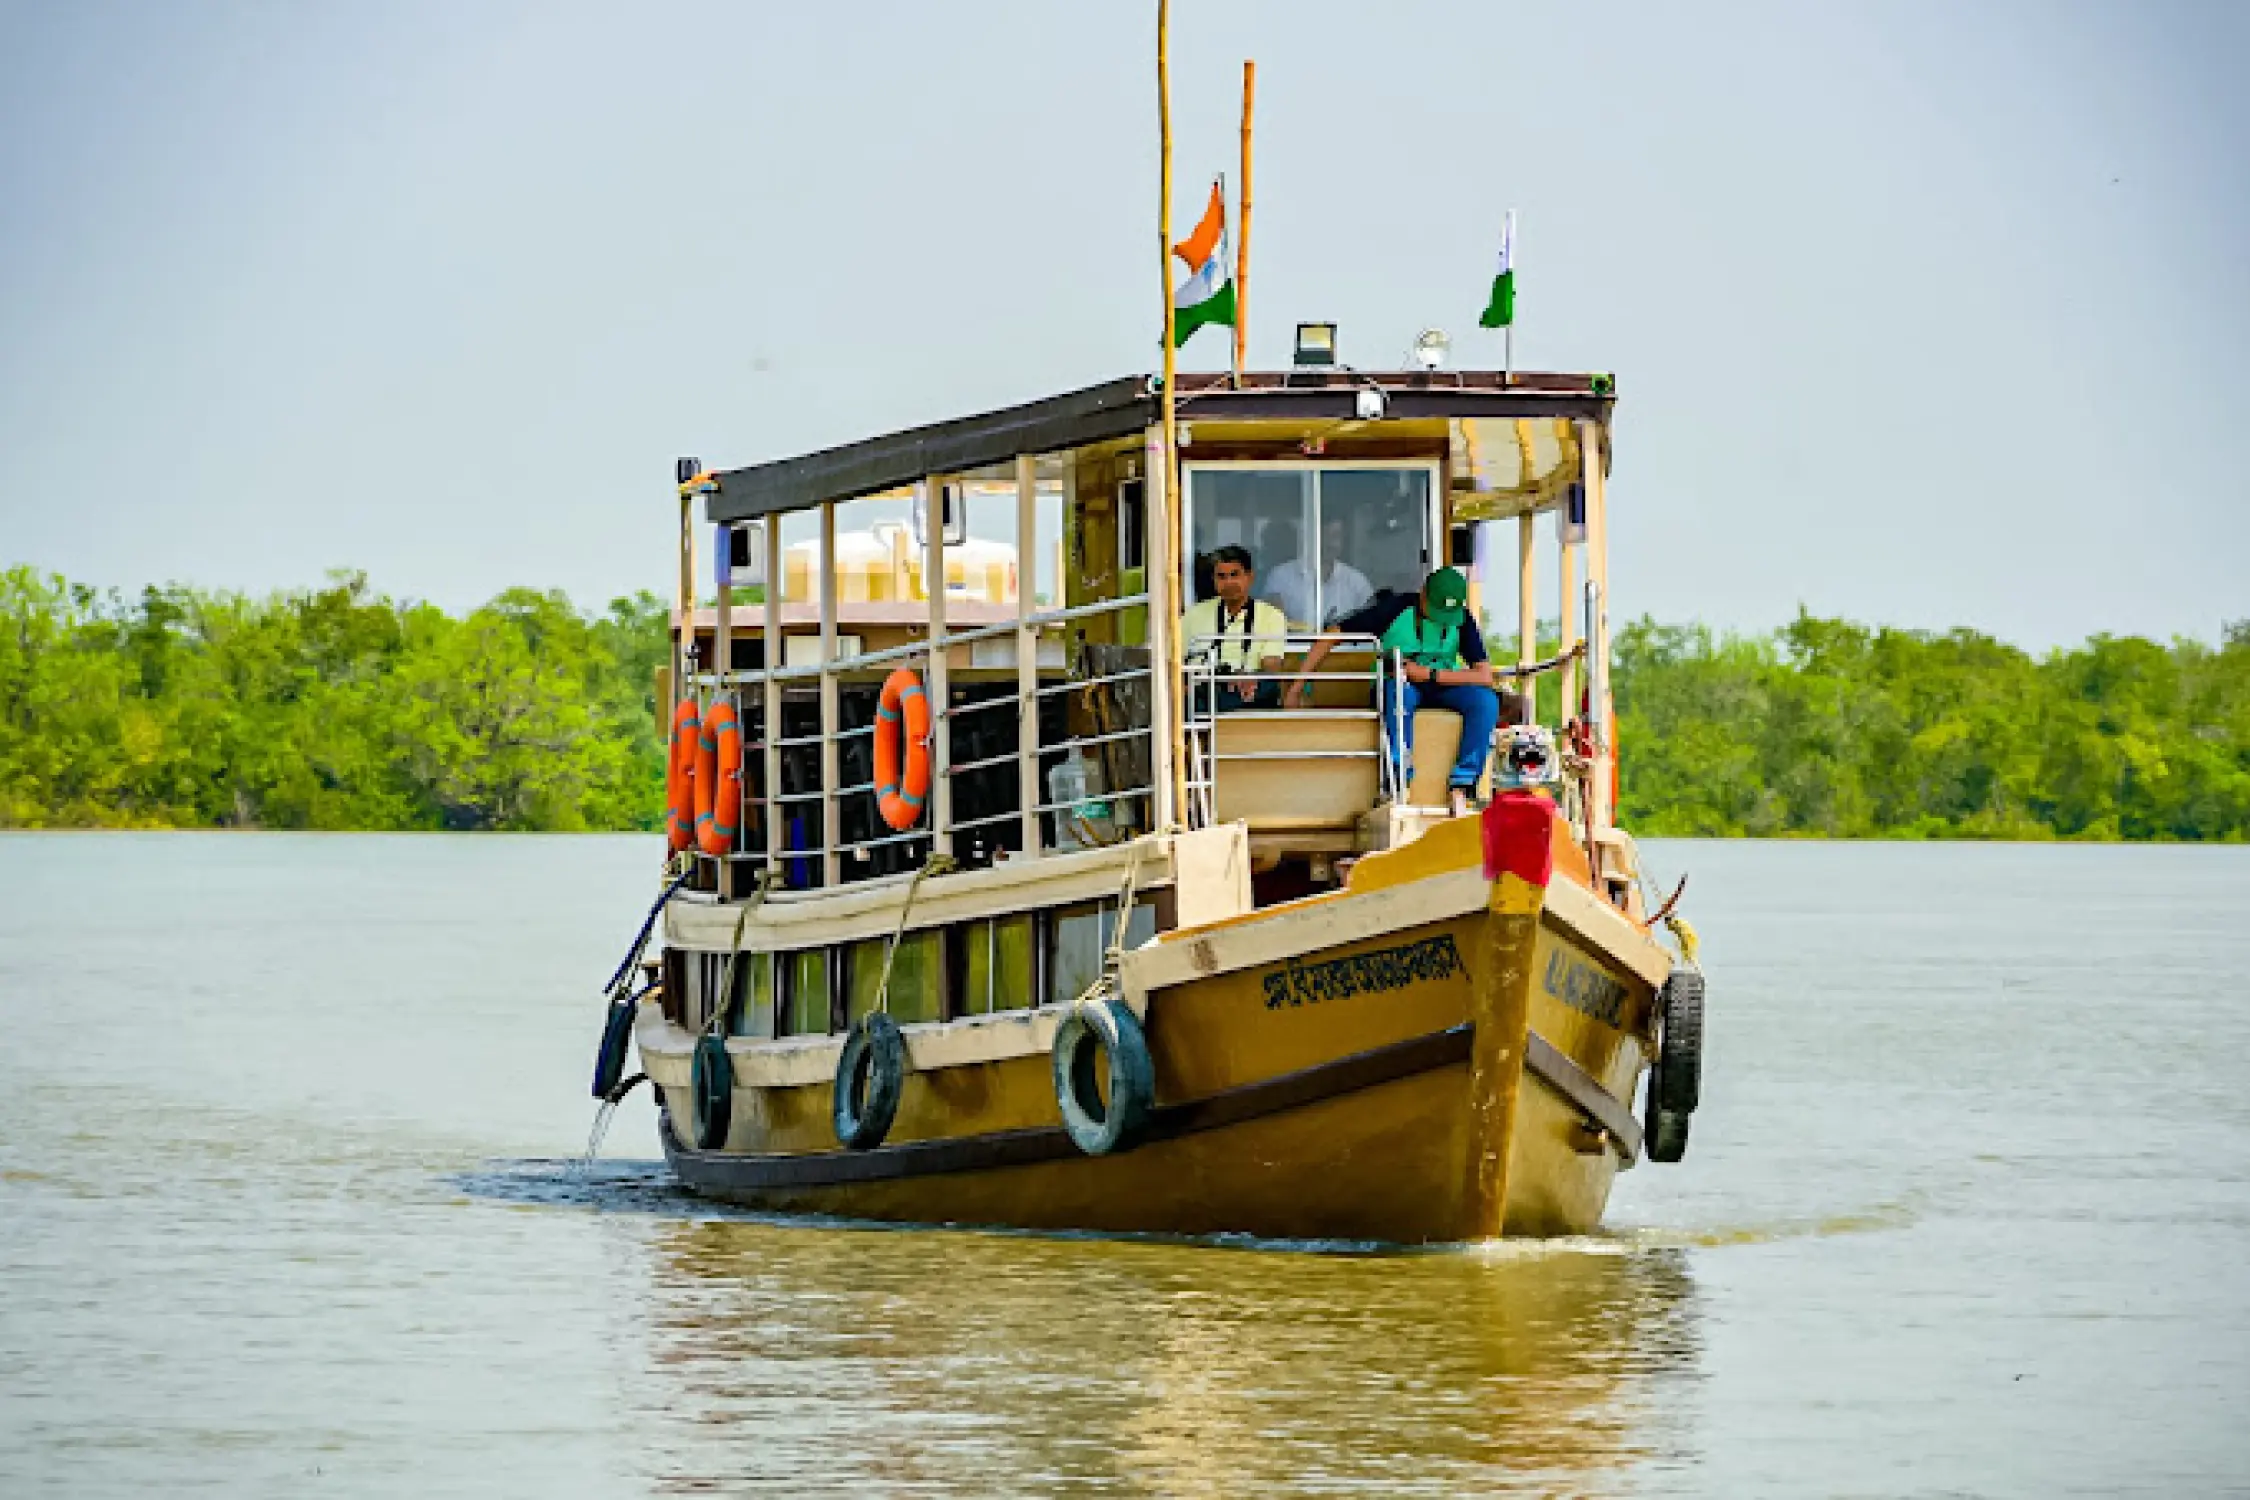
[705, 866, 778, 1038]
[1071, 841, 1150, 1013]
[871, 852, 958, 1016]
[1498, 640, 1588, 681]
[603, 867, 694, 998]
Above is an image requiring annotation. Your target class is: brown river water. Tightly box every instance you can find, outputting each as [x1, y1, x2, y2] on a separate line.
[2, 834, 2245, 1496]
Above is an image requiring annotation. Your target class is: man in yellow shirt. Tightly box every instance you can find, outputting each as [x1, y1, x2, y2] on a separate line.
[1181, 544, 1288, 712]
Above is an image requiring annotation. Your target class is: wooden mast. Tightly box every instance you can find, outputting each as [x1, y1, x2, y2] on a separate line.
[1154, 0, 1186, 832]
[1234, 59, 1254, 380]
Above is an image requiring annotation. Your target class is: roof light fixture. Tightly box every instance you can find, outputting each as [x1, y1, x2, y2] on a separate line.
[1293, 322, 1337, 367]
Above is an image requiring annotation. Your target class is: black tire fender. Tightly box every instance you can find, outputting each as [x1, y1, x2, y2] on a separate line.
[1655, 967, 1704, 1115]
[833, 1012, 908, 1150]
[1647, 1106, 1691, 1164]
[690, 1032, 734, 1151]
[1051, 998, 1156, 1156]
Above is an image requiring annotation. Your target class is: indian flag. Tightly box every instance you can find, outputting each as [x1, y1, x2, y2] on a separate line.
[1479, 211, 1517, 329]
[1171, 178, 1236, 348]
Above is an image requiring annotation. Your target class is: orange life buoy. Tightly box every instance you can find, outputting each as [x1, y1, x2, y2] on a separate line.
[695, 698, 744, 857]
[666, 698, 699, 852]
[872, 668, 932, 831]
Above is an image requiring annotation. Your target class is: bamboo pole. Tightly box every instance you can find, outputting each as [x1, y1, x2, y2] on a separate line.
[1155, 0, 1186, 831]
[762, 519, 785, 875]
[1583, 420, 1613, 831]
[819, 501, 840, 888]
[1516, 513, 1536, 726]
[1558, 523, 1579, 729]
[674, 490, 692, 719]
[1234, 58, 1255, 380]
[713, 522, 735, 895]
[1014, 455, 1042, 858]
[925, 478, 953, 858]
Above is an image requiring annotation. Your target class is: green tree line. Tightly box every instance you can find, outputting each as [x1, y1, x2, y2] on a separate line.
[1613, 614, 2250, 840]
[0, 567, 666, 830]
[3, 565, 2244, 839]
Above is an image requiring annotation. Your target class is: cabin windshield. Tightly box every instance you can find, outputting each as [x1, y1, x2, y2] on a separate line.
[1186, 463, 1437, 628]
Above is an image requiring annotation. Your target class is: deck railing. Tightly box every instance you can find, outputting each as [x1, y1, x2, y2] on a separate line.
[684, 591, 1154, 886]
[1179, 632, 1399, 829]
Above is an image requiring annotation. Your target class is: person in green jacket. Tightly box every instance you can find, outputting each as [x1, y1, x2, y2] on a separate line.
[1284, 567, 1506, 815]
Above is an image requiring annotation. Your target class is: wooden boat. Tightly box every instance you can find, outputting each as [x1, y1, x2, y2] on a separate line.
[606, 365, 1707, 1243]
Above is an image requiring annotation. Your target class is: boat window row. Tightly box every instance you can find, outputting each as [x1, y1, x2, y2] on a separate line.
[669, 900, 1158, 1037]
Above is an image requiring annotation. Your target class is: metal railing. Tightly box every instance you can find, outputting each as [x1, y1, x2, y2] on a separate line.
[1179, 632, 1402, 829]
[1179, 631, 1593, 830]
[681, 592, 1156, 879]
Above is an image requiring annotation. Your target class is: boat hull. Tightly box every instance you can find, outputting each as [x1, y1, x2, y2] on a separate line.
[644, 813, 1670, 1244]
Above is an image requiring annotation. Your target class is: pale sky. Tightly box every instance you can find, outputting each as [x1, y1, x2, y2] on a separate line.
[2, 0, 2244, 649]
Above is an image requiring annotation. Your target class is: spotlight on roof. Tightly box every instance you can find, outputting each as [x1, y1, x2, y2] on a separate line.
[1412, 328, 1451, 370]
[1293, 322, 1337, 367]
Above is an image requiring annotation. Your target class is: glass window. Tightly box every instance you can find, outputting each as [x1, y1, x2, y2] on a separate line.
[961, 914, 1036, 1015]
[1047, 904, 1104, 1008]
[783, 948, 831, 1036]
[728, 952, 777, 1039]
[1186, 466, 1434, 629]
[1043, 901, 1157, 1007]
[1185, 470, 1311, 609]
[1310, 468, 1433, 628]
[846, 931, 944, 1026]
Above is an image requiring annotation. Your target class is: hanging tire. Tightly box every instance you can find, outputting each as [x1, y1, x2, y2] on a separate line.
[690, 1032, 733, 1151]
[833, 1012, 908, 1150]
[590, 993, 637, 1100]
[1051, 998, 1155, 1157]
[1647, 1106, 1691, 1164]
[1654, 967, 1704, 1114]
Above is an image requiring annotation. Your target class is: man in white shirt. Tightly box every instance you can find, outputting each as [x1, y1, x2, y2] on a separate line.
[1181, 545, 1288, 711]
[1264, 515, 1375, 628]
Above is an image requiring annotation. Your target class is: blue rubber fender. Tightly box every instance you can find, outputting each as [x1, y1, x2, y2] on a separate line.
[1051, 998, 1155, 1156]
[833, 1012, 908, 1150]
[591, 994, 637, 1101]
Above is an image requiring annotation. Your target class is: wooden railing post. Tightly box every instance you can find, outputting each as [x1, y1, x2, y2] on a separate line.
[763, 518, 785, 873]
[819, 500, 840, 888]
[924, 477, 953, 858]
[1015, 455, 1042, 859]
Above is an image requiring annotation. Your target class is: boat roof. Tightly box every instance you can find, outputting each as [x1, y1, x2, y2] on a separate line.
[706, 369, 1615, 524]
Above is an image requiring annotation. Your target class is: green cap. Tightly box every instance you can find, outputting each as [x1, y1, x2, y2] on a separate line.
[1423, 566, 1469, 627]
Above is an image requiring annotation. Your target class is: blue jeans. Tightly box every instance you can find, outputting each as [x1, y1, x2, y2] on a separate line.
[1381, 679, 1501, 792]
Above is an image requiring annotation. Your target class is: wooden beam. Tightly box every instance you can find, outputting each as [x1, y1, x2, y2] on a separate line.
[1156, 0, 1185, 834]
[1234, 59, 1255, 380]
[1145, 429, 1180, 832]
[819, 501, 840, 888]
[1558, 516, 1579, 727]
[924, 477, 952, 857]
[1515, 512, 1536, 726]
[1581, 419, 1612, 830]
[713, 523, 735, 895]
[675, 491, 693, 717]
[1015, 455, 1042, 859]
[763, 517, 785, 872]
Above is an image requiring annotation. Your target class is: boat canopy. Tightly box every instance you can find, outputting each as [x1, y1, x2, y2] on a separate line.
[668, 367, 1623, 902]
[705, 370, 1614, 524]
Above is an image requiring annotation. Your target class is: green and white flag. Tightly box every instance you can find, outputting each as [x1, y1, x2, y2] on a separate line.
[1478, 211, 1516, 329]
[1171, 178, 1236, 348]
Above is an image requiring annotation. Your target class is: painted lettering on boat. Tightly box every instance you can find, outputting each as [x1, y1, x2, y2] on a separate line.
[1544, 949, 1629, 1028]
[1261, 935, 1464, 1010]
